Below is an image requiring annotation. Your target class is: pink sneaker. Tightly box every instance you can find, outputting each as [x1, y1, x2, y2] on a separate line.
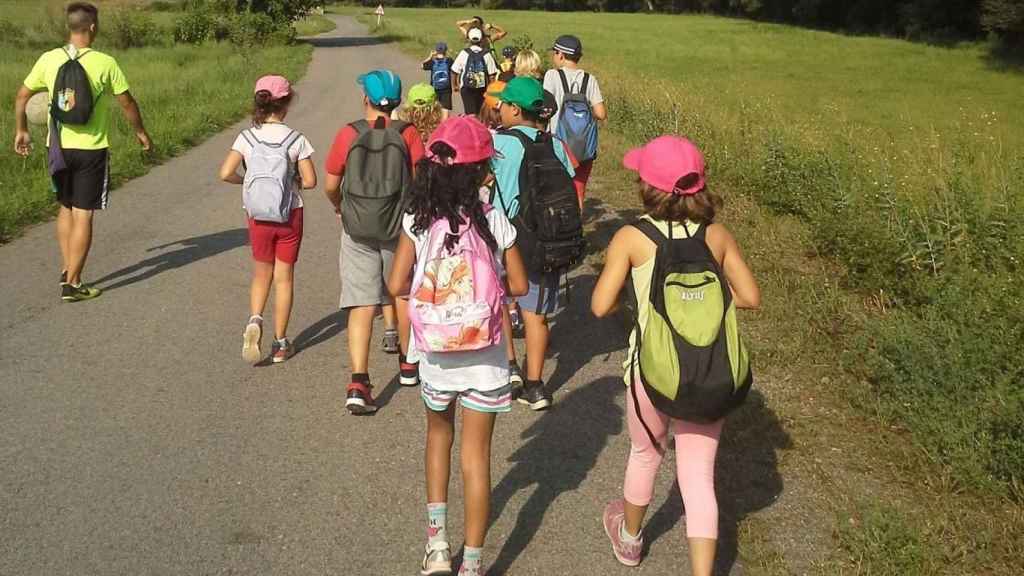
[603, 500, 643, 567]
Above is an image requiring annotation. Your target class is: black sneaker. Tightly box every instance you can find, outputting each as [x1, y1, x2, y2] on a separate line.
[400, 360, 420, 386]
[517, 380, 552, 411]
[509, 304, 524, 336]
[508, 362, 524, 387]
[61, 282, 102, 302]
[346, 381, 378, 414]
[60, 270, 67, 285]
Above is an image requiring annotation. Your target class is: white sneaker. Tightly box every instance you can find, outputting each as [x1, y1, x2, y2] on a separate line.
[242, 317, 263, 364]
[420, 541, 451, 576]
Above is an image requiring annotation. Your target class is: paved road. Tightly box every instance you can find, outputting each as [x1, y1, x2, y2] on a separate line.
[1, 17, 784, 575]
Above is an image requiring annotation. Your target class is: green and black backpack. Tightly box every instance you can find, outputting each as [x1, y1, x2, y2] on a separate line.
[630, 219, 752, 439]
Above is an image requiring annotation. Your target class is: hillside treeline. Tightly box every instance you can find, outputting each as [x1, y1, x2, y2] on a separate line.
[378, 0, 1024, 43]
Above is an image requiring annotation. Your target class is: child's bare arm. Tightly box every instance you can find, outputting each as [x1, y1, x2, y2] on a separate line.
[388, 234, 417, 298]
[716, 226, 761, 309]
[297, 158, 317, 190]
[219, 150, 244, 185]
[488, 24, 507, 41]
[504, 245, 528, 297]
[591, 227, 634, 318]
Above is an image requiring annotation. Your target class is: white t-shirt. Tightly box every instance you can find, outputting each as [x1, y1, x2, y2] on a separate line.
[542, 67, 604, 133]
[403, 209, 517, 392]
[451, 46, 499, 87]
[231, 122, 314, 209]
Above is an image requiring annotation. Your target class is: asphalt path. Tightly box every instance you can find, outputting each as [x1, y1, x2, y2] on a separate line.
[0, 17, 783, 575]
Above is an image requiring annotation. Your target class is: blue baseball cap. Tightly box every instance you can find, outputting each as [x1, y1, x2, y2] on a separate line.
[436, 41, 448, 53]
[357, 69, 402, 107]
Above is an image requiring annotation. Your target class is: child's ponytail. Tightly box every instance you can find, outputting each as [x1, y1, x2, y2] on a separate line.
[252, 89, 294, 128]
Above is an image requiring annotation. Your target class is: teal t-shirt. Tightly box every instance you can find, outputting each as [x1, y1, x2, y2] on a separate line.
[490, 126, 575, 218]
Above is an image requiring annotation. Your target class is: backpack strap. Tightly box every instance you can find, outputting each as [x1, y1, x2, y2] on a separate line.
[558, 69, 570, 95]
[632, 218, 670, 251]
[499, 128, 535, 215]
[281, 130, 301, 152]
[350, 120, 371, 136]
[240, 129, 257, 148]
[580, 72, 590, 96]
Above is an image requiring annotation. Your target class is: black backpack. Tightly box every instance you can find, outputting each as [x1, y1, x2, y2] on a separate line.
[629, 219, 752, 443]
[462, 48, 489, 90]
[51, 48, 94, 126]
[340, 119, 413, 242]
[496, 129, 586, 307]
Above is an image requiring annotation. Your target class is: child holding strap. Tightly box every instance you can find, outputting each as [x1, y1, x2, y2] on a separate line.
[219, 75, 316, 364]
[388, 116, 527, 576]
[590, 136, 761, 574]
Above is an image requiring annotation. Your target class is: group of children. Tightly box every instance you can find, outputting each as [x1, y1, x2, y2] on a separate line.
[218, 28, 759, 576]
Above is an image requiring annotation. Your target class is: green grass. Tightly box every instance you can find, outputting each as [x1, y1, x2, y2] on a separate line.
[294, 13, 335, 37]
[0, 0, 313, 241]
[344, 5, 1024, 573]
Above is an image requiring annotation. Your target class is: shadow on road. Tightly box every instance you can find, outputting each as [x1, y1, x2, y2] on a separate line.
[543, 198, 641, 396]
[293, 309, 349, 357]
[304, 36, 394, 48]
[489, 377, 624, 575]
[642, 390, 791, 574]
[95, 228, 248, 291]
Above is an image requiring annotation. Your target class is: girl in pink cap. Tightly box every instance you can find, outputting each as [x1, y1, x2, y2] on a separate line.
[219, 75, 317, 365]
[388, 116, 527, 576]
[590, 136, 761, 574]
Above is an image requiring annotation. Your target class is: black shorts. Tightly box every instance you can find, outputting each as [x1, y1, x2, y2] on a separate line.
[460, 87, 485, 116]
[437, 89, 453, 111]
[53, 148, 110, 210]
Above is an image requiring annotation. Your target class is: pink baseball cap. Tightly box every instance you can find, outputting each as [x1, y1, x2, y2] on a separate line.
[426, 116, 495, 165]
[254, 75, 291, 99]
[623, 136, 706, 196]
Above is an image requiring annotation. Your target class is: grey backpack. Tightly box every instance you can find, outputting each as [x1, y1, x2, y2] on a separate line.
[241, 129, 301, 223]
[340, 119, 412, 242]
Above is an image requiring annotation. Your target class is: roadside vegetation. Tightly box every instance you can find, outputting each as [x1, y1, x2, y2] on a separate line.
[345, 5, 1024, 573]
[0, 0, 331, 241]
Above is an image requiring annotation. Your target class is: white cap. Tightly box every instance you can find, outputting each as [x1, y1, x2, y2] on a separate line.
[468, 28, 483, 42]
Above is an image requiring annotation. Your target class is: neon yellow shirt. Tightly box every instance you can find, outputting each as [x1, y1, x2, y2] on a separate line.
[23, 46, 130, 150]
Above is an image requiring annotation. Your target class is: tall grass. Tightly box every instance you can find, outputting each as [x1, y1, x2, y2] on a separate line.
[0, 1, 312, 240]
[350, 7, 1024, 501]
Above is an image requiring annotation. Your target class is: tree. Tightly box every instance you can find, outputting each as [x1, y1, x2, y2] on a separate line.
[983, 0, 1024, 43]
[233, 0, 322, 23]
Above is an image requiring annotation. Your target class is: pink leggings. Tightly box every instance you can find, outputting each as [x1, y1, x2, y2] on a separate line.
[624, 382, 724, 539]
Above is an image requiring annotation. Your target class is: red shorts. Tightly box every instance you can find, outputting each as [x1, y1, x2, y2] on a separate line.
[573, 159, 594, 203]
[247, 207, 303, 264]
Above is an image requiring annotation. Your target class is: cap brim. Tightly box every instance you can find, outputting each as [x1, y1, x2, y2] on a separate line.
[623, 147, 643, 171]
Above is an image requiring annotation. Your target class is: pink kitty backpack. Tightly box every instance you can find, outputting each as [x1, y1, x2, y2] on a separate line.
[409, 211, 505, 353]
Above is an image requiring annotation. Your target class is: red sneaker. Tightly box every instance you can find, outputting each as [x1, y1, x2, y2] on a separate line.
[346, 381, 378, 415]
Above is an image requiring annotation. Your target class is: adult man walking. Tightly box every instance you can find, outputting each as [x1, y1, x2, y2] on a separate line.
[13, 2, 151, 302]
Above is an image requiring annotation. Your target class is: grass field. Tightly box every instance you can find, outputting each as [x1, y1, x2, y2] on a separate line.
[342, 6, 1024, 573]
[0, 0, 314, 241]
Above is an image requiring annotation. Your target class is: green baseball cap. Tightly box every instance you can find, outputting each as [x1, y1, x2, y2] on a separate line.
[408, 83, 437, 107]
[488, 76, 544, 112]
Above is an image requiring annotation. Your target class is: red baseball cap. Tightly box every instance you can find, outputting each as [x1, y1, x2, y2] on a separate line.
[623, 136, 706, 196]
[427, 116, 495, 165]
[254, 75, 291, 99]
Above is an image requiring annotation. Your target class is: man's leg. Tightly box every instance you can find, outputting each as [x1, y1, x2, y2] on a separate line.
[56, 205, 73, 277]
[66, 207, 94, 286]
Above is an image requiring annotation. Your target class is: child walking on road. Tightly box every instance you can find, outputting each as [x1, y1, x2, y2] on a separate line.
[324, 69, 425, 413]
[219, 75, 316, 364]
[387, 116, 527, 576]
[590, 136, 761, 574]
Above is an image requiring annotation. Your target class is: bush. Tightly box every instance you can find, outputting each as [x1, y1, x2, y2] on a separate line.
[106, 9, 165, 49]
[0, 17, 26, 45]
[228, 12, 295, 47]
[173, 11, 212, 44]
[148, 0, 182, 11]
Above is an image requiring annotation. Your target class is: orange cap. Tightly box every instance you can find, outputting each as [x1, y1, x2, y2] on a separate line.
[483, 80, 507, 110]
